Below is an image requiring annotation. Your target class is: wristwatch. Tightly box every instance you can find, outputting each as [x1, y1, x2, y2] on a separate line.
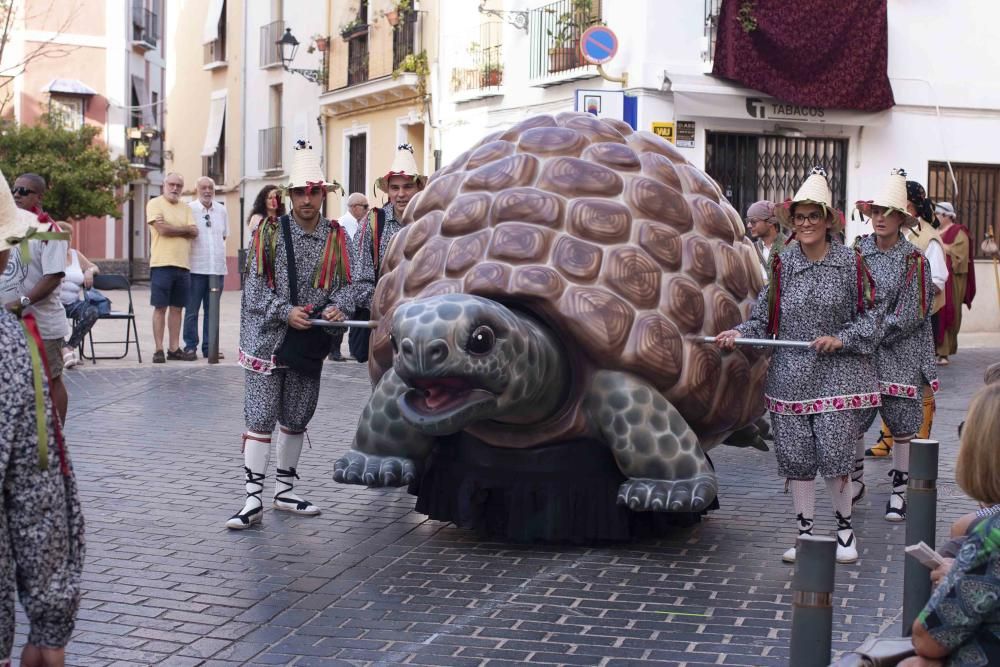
[19, 295, 31, 307]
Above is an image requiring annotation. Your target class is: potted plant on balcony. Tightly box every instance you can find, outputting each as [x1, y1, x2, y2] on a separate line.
[545, 0, 594, 73]
[307, 33, 329, 53]
[132, 141, 150, 165]
[383, 0, 413, 27]
[482, 61, 503, 87]
[340, 10, 368, 41]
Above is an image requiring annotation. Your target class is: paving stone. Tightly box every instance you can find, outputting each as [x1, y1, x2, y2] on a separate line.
[6, 348, 991, 663]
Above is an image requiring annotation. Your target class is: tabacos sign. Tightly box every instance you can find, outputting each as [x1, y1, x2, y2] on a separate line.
[745, 97, 825, 121]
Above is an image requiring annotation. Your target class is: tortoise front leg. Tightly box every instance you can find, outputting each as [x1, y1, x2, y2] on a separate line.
[583, 370, 718, 512]
[334, 369, 435, 487]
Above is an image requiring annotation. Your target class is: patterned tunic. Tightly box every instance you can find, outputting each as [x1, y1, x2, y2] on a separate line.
[239, 215, 361, 374]
[352, 202, 403, 310]
[918, 513, 1000, 665]
[0, 311, 85, 660]
[737, 241, 882, 415]
[857, 234, 938, 398]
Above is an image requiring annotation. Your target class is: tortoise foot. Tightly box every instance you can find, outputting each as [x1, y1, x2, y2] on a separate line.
[617, 474, 717, 512]
[333, 451, 416, 487]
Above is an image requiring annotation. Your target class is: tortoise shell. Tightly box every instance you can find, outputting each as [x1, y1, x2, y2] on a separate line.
[368, 112, 768, 445]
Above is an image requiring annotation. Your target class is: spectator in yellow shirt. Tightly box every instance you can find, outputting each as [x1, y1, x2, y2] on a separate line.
[147, 172, 198, 363]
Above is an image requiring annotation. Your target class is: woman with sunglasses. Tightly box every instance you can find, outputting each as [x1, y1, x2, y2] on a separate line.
[716, 167, 881, 565]
[852, 169, 937, 523]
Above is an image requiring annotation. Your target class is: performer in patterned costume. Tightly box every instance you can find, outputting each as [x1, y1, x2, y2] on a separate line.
[717, 168, 881, 565]
[229, 142, 361, 529]
[853, 169, 938, 523]
[0, 170, 85, 666]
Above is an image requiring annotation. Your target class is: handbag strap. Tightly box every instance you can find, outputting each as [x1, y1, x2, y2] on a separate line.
[280, 215, 299, 306]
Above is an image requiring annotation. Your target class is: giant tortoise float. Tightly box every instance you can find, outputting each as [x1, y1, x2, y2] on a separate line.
[333, 112, 769, 539]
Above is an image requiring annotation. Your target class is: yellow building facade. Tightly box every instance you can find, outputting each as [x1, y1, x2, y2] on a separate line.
[320, 0, 436, 213]
[164, 0, 244, 288]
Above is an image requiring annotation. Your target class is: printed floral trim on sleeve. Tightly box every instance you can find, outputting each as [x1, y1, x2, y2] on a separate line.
[879, 379, 941, 398]
[238, 348, 283, 375]
[765, 391, 881, 415]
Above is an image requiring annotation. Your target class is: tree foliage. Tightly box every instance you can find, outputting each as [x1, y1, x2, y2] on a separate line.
[0, 115, 136, 220]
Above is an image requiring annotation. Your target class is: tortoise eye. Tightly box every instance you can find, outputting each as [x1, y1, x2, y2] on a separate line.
[389, 333, 399, 354]
[467, 325, 495, 355]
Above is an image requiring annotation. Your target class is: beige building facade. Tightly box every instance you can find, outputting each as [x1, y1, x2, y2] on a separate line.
[164, 0, 243, 289]
[321, 0, 436, 213]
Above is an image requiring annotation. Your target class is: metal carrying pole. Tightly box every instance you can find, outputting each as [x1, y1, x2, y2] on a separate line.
[902, 438, 939, 636]
[789, 535, 837, 667]
[207, 276, 222, 364]
[692, 335, 813, 349]
[307, 319, 378, 329]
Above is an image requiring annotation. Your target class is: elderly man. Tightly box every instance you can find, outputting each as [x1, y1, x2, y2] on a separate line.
[147, 172, 198, 363]
[1, 172, 71, 422]
[351, 144, 426, 363]
[184, 177, 228, 360]
[328, 192, 369, 361]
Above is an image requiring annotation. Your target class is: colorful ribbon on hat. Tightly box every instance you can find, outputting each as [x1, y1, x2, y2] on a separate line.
[19, 313, 69, 474]
[304, 181, 327, 197]
[901, 250, 928, 319]
[248, 215, 280, 288]
[765, 253, 782, 337]
[854, 250, 876, 313]
[313, 222, 351, 289]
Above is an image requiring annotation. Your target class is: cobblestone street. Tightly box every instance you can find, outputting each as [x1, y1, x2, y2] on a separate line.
[11, 344, 998, 666]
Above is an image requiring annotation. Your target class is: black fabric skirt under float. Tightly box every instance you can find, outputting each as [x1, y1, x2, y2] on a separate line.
[409, 433, 719, 543]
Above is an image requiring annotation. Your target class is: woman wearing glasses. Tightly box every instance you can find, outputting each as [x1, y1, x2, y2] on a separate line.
[716, 167, 881, 565]
[852, 169, 937, 523]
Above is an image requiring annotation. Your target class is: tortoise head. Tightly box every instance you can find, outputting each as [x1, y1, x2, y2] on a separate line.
[390, 293, 546, 435]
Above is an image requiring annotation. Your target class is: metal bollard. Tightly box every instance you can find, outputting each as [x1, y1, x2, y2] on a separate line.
[790, 534, 837, 667]
[902, 438, 939, 636]
[207, 275, 222, 364]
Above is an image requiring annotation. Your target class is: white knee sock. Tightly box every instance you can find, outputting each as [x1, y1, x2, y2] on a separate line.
[275, 427, 306, 502]
[892, 434, 913, 474]
[789, 478, 816, 526]
[240, 431, 271, 513]
[825, 476, 853, 519]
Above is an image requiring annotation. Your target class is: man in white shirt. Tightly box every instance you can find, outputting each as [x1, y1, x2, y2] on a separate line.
[329, 192, 369, 361]
[184, 177, 228, 359]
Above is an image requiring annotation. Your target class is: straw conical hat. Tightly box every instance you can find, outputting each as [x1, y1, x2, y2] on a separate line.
[775, 166, 842, 231]
[286, 139, 342, 192]
[856, 168, 917, 228]
[0, 169, 36, 252]
[375, 143, 427, 193]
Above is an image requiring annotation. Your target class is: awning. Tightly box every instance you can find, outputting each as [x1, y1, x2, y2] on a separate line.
[201, 90, 227, 157]
[202, 0, 225, 44]
[130, 75, 155, 126]
[43, 78, 97, 96]
[672, 90, 890, 127]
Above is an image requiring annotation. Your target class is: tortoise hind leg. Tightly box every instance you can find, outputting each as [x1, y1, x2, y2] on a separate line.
[334, 369, 435, 487]
[583, 370, 717, 512]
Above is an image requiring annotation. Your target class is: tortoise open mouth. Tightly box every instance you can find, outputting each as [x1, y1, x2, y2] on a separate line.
[398, 377, 498, 435]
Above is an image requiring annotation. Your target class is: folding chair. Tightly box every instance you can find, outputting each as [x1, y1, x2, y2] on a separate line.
[81, 273, 143, 363]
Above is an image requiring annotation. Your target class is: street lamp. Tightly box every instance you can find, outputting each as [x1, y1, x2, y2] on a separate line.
[278, 28, 322, 84]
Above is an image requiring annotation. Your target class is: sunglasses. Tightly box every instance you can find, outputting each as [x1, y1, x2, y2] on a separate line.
[204, 214, 211, 228]
[11, 186, 37, 196]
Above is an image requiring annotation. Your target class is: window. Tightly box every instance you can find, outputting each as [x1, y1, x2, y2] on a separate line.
[529, 0, 601, 78]
[928, 162, 1000, 249]
[203, 118, 226, 184]
[49, 95, 84, 130]
[348, 134, 366, 195]
[204, 0, 227, 64]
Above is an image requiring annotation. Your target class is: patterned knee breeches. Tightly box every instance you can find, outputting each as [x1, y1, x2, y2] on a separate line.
[244, 369, 320, 433]
[770, 409, 870, 479]
[879, 395, 923, 436]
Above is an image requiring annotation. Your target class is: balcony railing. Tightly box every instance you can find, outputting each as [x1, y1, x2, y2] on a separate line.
[392, 12, 418, 71]
[452, 44, 503, 93]
[127, 135, 163, 169]
[131, 7, 159, 48]
[703, 0, 722, 65]
[529, 0, 601, 79]
[205, 37, 226, 64]
[347, 34, 369, 85]
[260, 20, 285, 68]
[258, 126, 282, 172]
